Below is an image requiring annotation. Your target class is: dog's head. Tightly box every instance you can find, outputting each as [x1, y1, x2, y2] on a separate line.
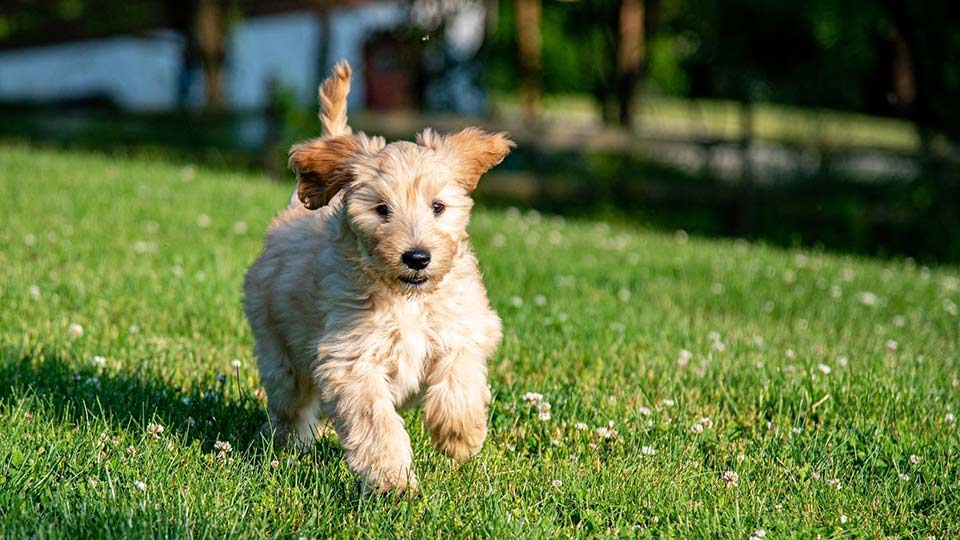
[289, 127, 513, 293]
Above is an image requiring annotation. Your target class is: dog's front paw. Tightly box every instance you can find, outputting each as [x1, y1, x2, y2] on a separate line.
[431, 422, 487, 462]
[361, 463, 419, 497]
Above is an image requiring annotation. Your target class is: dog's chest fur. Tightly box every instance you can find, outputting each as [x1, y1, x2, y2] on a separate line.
[366, 295, 436, 406]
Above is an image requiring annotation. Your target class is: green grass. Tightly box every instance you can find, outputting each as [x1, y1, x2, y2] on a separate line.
[1, 143, 958, 538]
[493, 93, 921, 152]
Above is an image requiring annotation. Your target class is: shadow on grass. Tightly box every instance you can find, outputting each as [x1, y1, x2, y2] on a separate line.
[0, 345, 339, 468]
[479, 146, 960, 263]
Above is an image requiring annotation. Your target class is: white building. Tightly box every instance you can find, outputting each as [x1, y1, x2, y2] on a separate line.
[0, 1, 486, 114]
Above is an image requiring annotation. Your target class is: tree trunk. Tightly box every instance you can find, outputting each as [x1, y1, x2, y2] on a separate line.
[515, 0, 542, 122]
[317, 8, 332, 90]
[196, 0, 227, 111]
[616, 0, 644, 128]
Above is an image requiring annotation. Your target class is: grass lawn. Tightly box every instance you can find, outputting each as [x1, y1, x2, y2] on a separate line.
[493, 93, 920, 152]
[1, 143, 958, 538]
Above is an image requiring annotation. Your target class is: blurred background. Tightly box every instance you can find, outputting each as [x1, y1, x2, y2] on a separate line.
[2, 0, 959, 262]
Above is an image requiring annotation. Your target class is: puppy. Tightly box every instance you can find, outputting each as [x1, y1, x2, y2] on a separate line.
[243, 60, 511, 495]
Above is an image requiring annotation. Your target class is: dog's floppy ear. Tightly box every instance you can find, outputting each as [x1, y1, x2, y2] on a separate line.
[289, 135, 381, 209]
[418, 127, 514, 191]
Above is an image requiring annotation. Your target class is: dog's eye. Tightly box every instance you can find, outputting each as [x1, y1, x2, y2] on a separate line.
[375, 204, 390, 218]
[432, 201, 445, 215]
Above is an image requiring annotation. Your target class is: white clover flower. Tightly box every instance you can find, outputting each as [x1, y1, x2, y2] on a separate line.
[826, 478, 841, 490]
[93, 356, 107, 367]
[840, 514, 848, 524]
[661, 399, 675, 407]
[533, 295, 547, 306]
[67, 323, 84, 338]
[885, 340, 898, 352]
[707, 331, 721, 342]
[230, 359, 241, 369]
[898, 473, 910, 482]
[699, 417, 713, 429]
[910, 454, 921, 464]
[640, 446, 657, 456]
[690, 423, 704, 434]
[785, 349, 796, 359]
[638, 406, 652, 416]
[537, 402, 552, 421]
[859, 291, 878, 306]
[133, 480, 147, 491]
[146, 422, 164, 438]
[595, 425, 618, 439]
[817, 363, 831, 374]
[677, 349, 692, 367]
[837, 355, 849, 367]
[574, 422, 588, 431]
[549, 479, 562, 488]
[28, 285, 41, 300]
[721, 470, 739, 488]
[213, 440, 233, 459]
[522, 392, 544, 405]
[946, 412, 956, 423]
[510, 296, 523, 307]
[754, 529, 766, 539]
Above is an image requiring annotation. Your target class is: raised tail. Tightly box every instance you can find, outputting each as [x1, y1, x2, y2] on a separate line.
[319, 59, 353, 138]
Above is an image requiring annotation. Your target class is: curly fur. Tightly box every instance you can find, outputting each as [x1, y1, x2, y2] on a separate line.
[244, 60, 512, 495]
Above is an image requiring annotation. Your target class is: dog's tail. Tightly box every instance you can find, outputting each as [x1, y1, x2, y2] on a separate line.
[319, 59, 353, 138]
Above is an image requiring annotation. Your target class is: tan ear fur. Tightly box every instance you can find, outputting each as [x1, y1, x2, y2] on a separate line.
[289, 136, 363, 210]
[418, 127, 514, 191]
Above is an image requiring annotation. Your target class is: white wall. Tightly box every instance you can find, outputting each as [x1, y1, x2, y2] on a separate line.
[0, 32, 183, 110]
[0, 4, 406, 112]
[0, 1, 482, 113]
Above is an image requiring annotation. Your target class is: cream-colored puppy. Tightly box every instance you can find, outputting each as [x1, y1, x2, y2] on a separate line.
[243, 60, 511, 495]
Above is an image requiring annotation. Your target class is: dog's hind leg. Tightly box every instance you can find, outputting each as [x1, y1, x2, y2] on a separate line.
[254, 337, 321, 450]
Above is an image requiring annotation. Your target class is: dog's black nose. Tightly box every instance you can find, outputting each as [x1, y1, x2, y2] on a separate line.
[401, 249, 431, 270]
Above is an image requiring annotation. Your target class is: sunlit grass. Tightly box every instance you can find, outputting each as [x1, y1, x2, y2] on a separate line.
[0, 144, 957, 538]
[493, 93, 920, 151]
